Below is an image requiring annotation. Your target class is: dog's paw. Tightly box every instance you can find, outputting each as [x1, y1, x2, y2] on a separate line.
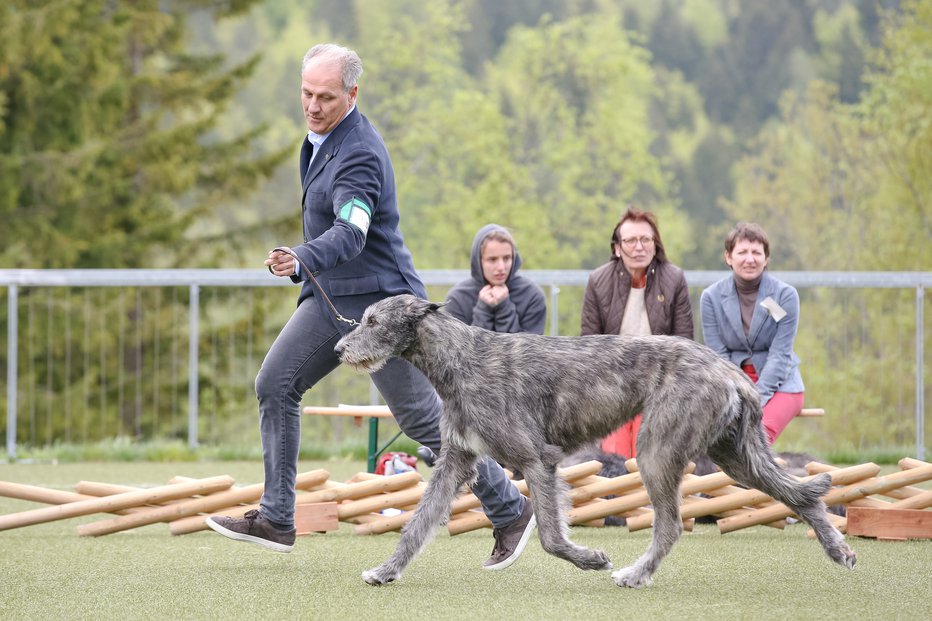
[830, 544, 857, 570]
[581, 549, 613, 571]
[361, 566, 399, 586]
[611, 565, 653, 589]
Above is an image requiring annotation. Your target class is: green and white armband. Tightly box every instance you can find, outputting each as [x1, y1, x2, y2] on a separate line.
[338, 197, 372, 235]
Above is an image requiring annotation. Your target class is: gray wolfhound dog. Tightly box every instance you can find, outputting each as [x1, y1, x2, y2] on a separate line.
[335, 295, 856, 588]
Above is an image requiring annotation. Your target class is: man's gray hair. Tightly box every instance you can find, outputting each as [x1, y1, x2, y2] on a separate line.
[302, 44, 363, 91]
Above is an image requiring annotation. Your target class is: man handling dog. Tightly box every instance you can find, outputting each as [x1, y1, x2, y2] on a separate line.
[206, 44, 535, 569]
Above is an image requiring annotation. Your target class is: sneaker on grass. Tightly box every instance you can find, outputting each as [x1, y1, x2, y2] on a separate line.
[206, 509, 296, 553]
[483, 499, 536, 570]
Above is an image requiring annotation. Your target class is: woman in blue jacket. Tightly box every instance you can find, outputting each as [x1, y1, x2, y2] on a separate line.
[700, 222, 805, 444]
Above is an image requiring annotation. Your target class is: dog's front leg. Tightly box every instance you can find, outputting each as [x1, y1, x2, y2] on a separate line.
[362, 446, 478, 585]
[523, 458, 612, 571]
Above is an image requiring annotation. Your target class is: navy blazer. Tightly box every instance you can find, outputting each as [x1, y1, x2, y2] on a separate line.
[700, 271, 804, 405]
[289, 108, 426, 330]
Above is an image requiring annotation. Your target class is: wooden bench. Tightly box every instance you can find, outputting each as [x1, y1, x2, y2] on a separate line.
[799, 408, 825, 417]
[302, 405, 825, 472]
[302, 405, 396, 473]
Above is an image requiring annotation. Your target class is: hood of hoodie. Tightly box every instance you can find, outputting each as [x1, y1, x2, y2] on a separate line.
[469, 223, 523, 285]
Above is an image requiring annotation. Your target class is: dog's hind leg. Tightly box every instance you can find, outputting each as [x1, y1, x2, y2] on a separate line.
[708, 429, 856, 570]
[611, 441, 687, 588]
[362, 446, 479, 585]
[522, 454, 612, 571]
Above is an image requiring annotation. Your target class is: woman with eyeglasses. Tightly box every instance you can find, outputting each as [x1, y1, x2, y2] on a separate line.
[581, 206, 694, 458]
[700, 222, 804, 444]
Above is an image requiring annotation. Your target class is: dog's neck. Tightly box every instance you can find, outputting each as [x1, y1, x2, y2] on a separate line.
[404, 310, 481, 395]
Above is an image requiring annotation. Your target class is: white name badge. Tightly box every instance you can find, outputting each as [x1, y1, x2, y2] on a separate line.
[760, 296, 787, 322]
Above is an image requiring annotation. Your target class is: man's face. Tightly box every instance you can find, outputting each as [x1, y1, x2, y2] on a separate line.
[301, 59, 357, 135]
[481, 239, 514, 286]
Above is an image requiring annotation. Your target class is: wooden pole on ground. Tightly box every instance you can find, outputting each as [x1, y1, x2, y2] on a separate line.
[567, 471, 644, 504]
[718, 463, 930, 533]
[294, 470, 421, 504]
[170, 471, 420, 535]
[0, 481, 142, 515]
[882, 489, 932, 511]
[169, 489, 332, 536]
[358, 461, 606, 536]
[622, 471, 735, 531]
[804, 460, 932, 538]
[446, 510, 494, 535]
[806, 462, 926, 502]
[337, 484, 427, 520]
[167, 470, 343, 535]
[648, 463, 881, 533]
[0, 476, 235, 532]
[625, 472, 793, 532]
[353, 510, 415, 535]
[76, 470, 329, 537]
[899, 457, 931, 470]
[443, 461, 608, 535]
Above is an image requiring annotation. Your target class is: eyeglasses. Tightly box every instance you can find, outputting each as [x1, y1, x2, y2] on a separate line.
[619, 236, 655, 248]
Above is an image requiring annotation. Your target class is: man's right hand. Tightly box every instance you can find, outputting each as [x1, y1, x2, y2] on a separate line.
[265, 248, 296, 277]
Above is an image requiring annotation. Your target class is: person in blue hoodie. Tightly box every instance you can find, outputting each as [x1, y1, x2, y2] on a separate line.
[445, 224, 547, 334]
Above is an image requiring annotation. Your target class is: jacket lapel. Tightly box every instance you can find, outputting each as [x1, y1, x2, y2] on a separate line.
[722, 280, 747, 345]
[747, 272, 775, 345]
[299, 138, 314, 186]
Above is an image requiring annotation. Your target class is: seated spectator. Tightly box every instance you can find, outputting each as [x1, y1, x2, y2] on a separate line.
[700, 222, 805, 444]
[445, 224, 546, 334]
[581, 206, 694, 458]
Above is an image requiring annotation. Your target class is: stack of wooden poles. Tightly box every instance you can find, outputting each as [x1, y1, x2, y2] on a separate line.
[0, 457, 929, 540]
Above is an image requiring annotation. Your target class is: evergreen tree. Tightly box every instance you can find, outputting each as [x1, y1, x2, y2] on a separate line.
[0, 0, 289, 269]
[0, 0, 291, 446]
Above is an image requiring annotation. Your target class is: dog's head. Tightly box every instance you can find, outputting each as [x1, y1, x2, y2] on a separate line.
[335, 294, 443, 373]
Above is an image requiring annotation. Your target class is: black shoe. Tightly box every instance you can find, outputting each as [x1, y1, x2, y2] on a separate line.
[205, 509, 296, 553]
[417, 445, 438, 467]
[483, 499, 536, 570]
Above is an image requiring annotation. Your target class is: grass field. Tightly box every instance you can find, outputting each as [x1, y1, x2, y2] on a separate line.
[1, 460, 930, 621]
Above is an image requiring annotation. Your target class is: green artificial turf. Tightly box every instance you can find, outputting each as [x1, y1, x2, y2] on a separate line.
[0, 461, 929, 620]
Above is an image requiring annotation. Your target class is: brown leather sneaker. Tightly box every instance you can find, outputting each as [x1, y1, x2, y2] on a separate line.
[483, 499, 536, 570]
[205, 509, 296, 553]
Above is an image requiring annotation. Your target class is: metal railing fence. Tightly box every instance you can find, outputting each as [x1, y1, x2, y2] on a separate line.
[2, 269, 929, 460]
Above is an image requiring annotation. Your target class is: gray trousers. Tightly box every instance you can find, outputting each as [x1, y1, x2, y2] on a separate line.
[255, 296, 526, 529]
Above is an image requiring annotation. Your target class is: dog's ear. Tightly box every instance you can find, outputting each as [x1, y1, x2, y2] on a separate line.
[403, 296, 446, 317]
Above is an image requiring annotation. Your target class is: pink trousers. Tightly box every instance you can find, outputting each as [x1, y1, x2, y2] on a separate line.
[742, 363, 804, 444]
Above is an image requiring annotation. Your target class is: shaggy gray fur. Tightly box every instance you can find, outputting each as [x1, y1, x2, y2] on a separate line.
[335, 295, 856, 588]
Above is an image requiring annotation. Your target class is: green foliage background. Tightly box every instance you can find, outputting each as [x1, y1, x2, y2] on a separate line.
[0, 0, 929, 458]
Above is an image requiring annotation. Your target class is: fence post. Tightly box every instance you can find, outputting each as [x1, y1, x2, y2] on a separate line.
[188, 284, 199, 448]
[549, 285, 560, 336]
[917, 285, 925, 461]
[6, 285, 17, 460]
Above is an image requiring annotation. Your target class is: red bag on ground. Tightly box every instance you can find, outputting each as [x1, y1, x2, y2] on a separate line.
[375, 451, 418, 475]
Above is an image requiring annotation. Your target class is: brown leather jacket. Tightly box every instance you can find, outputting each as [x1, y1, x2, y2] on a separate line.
[580, 257, 694, 338]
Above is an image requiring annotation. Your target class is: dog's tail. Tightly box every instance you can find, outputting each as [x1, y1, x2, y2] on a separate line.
[723, 380, 832, 508]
